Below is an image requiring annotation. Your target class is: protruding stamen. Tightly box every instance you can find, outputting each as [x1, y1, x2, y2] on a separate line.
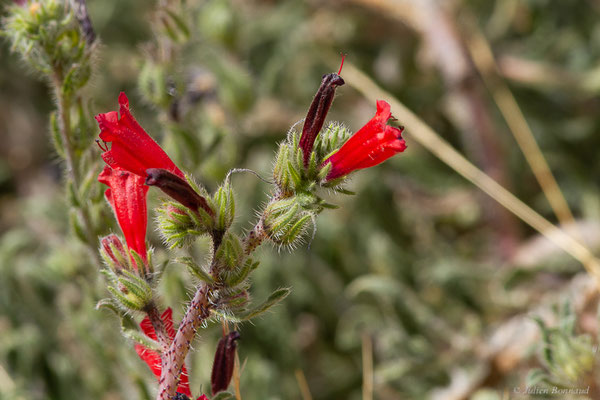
[96, 139, 108, 152]
[338, 53, 346, 75]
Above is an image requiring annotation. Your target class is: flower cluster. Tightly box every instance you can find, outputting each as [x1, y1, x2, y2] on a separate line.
[94, 61, 406, 398]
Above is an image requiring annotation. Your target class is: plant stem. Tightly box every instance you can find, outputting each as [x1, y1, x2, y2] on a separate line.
[145, 302, 170, 352]
[157, 283, 215, 400]
[52, 73, 101, 268]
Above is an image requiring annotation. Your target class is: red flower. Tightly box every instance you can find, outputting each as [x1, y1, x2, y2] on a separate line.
[96, 92, 185, 179]
[98, 166, 149, 263]
[135, 308, 192, 398]
[323, 100, 406, 180]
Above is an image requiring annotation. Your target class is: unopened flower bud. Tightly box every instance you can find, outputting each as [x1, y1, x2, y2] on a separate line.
[146, 168, 214, 216]
[299, 57, 346, 166]
[100, 234, 129, 273]
[263, 198, 313, 246]
[211, 331, 241, 395]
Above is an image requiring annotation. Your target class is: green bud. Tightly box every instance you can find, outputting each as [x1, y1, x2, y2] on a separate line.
[213, 181, 235, 232]
[2, 0, 94, 86]
[262, 198, 313, 247]
[214, 232, 244, 281]
[157, 202, 211, 248]
[107, 269, 153, 311]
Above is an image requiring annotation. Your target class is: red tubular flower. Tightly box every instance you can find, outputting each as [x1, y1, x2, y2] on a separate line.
[98, 166, 149, 263]
[135, 308, 192, 398]
[96, 92, 185, 179]
[323, 100, 406, 180]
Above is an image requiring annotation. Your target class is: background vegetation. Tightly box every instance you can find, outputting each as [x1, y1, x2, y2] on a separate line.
[1, 0, 600, 399]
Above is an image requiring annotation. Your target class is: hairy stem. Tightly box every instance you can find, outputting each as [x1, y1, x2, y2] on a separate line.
[157, 283, 214, 400]
[52, 73, 101, 268]
[145, 302, 171, 352]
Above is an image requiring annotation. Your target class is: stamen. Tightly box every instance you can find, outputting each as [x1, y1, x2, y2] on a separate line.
[96, 139, 108, 151]
[338, 53, 347, 75]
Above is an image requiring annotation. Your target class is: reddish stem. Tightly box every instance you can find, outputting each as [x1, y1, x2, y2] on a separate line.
[145, 303, 170, 352]
[157, 284, 214, 400]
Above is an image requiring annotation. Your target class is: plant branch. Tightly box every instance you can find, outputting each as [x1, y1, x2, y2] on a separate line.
[145, 302, 171, 352]
[157, 283, 215, 400]
[52, 73, 101, 268]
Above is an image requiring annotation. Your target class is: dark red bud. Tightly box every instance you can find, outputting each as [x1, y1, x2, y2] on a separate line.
[211, 331, 241, 395]
[145, 168, 214, 216]
[100, 234, 128, 273]
[299, 73, 345, 166]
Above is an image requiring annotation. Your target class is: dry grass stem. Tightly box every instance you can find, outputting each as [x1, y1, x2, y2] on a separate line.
[339, 60, 600, 287]
[295, 369, 313, 400]
[464, 20, 577, 229]
[361, 333, 373, 400]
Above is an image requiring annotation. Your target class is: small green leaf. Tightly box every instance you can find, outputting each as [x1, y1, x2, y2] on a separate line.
[177, 257, 215, 284]
[241, 288, 290, 321]
[95, 298, 121, 315]
[121, 327, 161, 352]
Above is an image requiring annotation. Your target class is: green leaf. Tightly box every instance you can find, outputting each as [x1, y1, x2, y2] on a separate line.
[121, 326, 161, 352]
[177, 256, 215, 284]
[241, 288, 290, 321]
[95, 298, 121, 315]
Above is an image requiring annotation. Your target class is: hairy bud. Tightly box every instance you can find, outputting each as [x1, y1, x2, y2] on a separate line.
[211, 331, 241, 395]
[100, 234, 129, 273]
[146, 168, 214, 215]
[263, 198, 313, 247]
[298, 71, 345, 166]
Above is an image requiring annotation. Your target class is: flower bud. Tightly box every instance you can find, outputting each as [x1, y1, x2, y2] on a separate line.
[298, 66, 345, 166]
[214, 232, 244, 281]
[3, 0, 94, 90]
[263, 198, 313, 247]
[211, 331, 241, 395]
[100, 234, 129, 273]
[157, 202, 211, 249]
[107, 270, 153, 311]
[146, 168, 214, 216]
[212, 181, 235, 233]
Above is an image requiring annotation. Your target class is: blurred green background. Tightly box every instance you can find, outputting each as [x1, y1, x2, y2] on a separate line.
[2, 0, 600, 399]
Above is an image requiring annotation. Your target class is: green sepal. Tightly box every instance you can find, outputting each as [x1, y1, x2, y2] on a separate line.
[213, 181, 235, 232]
[107, 286, 145, 311]
[287, 160, 302, 188]
[214, 232, 244, 273]
[283, 214, 312, 244]
[177, 256, 215, 284]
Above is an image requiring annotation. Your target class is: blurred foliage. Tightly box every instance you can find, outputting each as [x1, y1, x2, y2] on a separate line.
[2, 0, 600, 399]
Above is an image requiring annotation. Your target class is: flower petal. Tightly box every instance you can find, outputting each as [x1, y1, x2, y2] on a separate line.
[324, 101, 406, 180]
[96, 92, 185, 179]
[98, 166, 149, 263]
